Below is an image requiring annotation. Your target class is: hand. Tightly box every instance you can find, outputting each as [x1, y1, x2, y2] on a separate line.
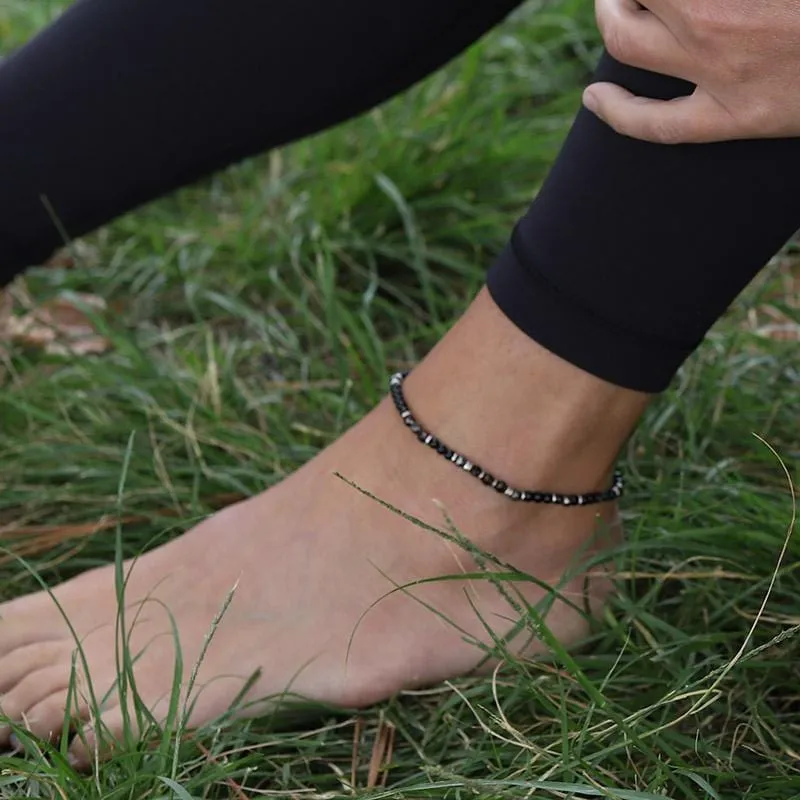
[583, 0, 800, 144]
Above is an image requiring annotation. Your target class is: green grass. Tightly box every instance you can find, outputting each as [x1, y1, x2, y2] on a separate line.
[1, 1, 799, 797]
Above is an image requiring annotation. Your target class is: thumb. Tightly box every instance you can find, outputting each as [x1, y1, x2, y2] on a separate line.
[583, 82, 740, 144]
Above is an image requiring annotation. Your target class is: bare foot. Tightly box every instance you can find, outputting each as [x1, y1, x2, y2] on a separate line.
[0, 290, 648, 767]
[0, 396, 617, 765]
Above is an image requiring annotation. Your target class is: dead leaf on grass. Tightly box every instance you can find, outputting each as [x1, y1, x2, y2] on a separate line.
[0, 286, 111, 356]
[743, 256, 800, 342]
[42, 241, 101, 270]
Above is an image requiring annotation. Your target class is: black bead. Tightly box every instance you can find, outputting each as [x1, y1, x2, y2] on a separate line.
[427, 437, 439, 448]
[481, 473, 494, 485]
[436, 443, 449, 455]
[568, 495, 579, 506]
[410, 423, 421, 434]
[494, 481, 507, 493]
[470, 465, 482, 477]
[531, 493, 544, 503]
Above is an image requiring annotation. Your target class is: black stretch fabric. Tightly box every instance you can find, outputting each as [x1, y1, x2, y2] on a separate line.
[1, 1, 798, 391]
[487, 53, 800, 391]
[0, 0, 522, 278]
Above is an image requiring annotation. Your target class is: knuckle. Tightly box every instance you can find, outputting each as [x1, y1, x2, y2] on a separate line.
[601, 25, 629, 63]
[603, 27, 632, 62]
[595, 7, 629, 62]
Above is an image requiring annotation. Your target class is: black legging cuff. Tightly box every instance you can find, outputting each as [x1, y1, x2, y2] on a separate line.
[487, 236, 699, 393]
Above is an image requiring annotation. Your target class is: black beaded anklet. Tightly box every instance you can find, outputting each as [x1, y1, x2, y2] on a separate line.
[389, 371, 623, 507]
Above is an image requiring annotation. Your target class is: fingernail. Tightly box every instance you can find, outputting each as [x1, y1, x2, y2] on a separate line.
[583, 88, 599, 113]
[8, 733, 20, 751]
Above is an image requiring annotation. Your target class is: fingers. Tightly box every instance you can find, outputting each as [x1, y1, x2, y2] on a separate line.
[583, 83, 743, 144]
[595, 0, 694, 81]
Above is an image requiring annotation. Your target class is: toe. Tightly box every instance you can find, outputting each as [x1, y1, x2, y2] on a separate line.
[69, 705, 128, 770]
[0, 640, 73, 693]
[0, 665, 73, 745]
[10, 688, 90, 746]
[0, 614, 67, 658]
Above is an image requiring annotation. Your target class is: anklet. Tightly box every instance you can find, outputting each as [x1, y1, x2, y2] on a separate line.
[389, 371, 623, 506]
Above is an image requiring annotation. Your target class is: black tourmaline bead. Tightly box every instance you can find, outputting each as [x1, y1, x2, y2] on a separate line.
[531, 492, 544, 503]
[437, 443, 449, 455]
[470, 465, 482, 477]
[510, 490, 522, 501]
[410, 423, 421, 434]
[494, 481, 507, 494]
[404, 416, 414, 426]
[428, 437, 439, 448]
[568, 495, 579, 506]
[481, 473, 494, 485]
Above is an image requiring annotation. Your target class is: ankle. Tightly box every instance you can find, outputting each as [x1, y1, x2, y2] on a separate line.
[401, 288, 651, 496]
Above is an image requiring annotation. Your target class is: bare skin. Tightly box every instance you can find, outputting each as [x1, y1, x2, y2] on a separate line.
[0, 289, 650, 767]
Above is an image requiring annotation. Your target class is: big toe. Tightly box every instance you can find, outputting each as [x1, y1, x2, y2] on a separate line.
[68, 704, 140, 770]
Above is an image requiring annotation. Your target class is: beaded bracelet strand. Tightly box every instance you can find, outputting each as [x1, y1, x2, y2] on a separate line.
[389, 371, 623, 507]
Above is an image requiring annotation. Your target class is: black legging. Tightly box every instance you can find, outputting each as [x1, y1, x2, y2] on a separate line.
[2, 0, 798, 392]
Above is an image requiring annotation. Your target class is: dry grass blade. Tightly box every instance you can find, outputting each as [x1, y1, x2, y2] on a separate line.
[0, 493, 246, 564]
[367, 718, 395, 789]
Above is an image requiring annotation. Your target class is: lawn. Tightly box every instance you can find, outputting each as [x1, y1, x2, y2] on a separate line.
[1, 1, 799, 798]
